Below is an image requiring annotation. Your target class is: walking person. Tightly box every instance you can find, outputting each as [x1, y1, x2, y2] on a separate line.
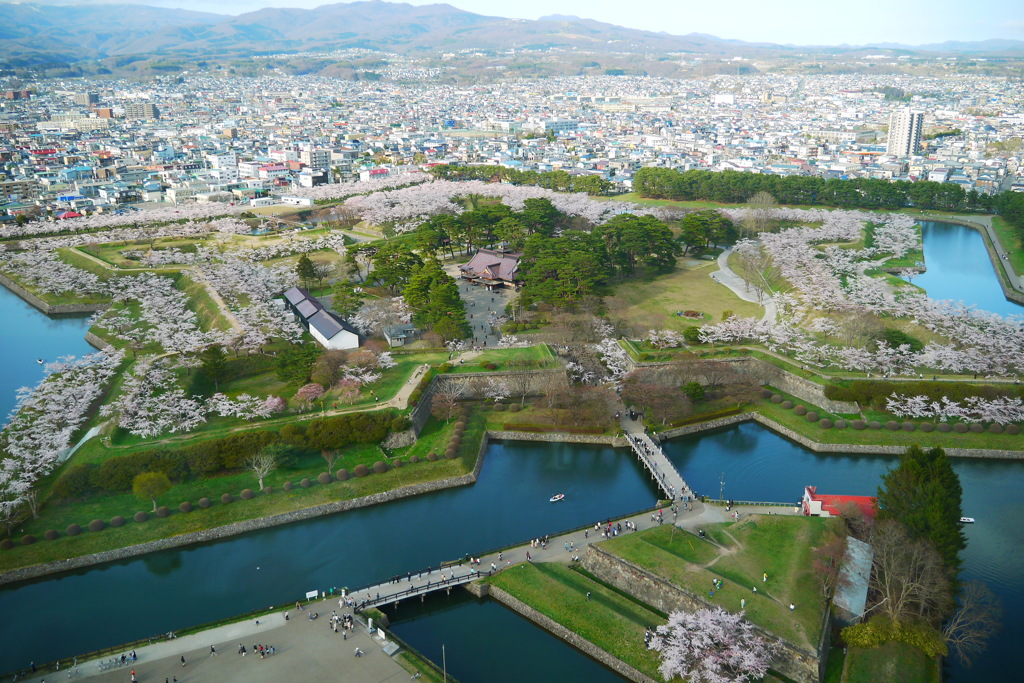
[211, 645, 217, 656]
[180, 655, 185, 668]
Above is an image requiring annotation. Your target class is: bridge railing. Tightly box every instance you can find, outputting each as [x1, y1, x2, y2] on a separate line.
[354, 569, 496, 610]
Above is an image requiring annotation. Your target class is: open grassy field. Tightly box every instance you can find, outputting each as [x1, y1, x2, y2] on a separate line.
[843, 643, 939, 683]
[607, 262, 763, 331]
[599, 517, 835, 649]
[448, 344, 557, 373]
[990, 216, 1024, 279]
[487, 562, 665, 679]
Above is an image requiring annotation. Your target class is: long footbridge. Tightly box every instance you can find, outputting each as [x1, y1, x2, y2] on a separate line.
[622, 425, 692, 501]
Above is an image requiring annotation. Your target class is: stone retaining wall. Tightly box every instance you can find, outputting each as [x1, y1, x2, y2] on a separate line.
[0, 272, 108, 315]
[488, 430, 626, 447]
[582, 544, 822, 683]
[729, 357, 859, 414]
[84, 331, 112, 351]
[486, 584, 658, 683]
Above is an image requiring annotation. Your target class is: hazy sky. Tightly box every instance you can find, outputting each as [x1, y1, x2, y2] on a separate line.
[16, 0, 1024, 45]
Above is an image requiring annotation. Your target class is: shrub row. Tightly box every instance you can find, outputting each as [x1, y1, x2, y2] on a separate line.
[824, 380, 1024, 409]
[502, 423, 606, 435]
[842, 616, 947, 659]
[52, 412, 406, 500]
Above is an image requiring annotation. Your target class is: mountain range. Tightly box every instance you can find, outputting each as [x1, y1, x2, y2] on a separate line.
[1, 1, 1022, 67]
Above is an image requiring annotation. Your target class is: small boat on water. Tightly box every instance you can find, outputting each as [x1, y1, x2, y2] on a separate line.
[549, 494, 565, 503]
[960, 517, 975, 524]
[36, 358, 44, 364]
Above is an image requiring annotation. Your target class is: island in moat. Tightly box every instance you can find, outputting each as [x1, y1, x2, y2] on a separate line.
[1, 170, 1018, 681]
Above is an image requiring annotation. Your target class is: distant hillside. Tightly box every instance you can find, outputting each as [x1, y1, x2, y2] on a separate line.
[1, 0, 1022, 67]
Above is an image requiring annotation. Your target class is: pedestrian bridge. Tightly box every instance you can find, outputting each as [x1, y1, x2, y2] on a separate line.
[623, 430, 692, 501]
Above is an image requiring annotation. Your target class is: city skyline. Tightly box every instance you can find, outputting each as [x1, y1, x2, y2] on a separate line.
[4, 0, 1022, 47]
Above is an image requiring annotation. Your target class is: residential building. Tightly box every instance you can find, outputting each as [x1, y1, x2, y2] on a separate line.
[886, 109, 924, 156]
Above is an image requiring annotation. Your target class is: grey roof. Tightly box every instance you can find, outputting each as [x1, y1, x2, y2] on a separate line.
[283, 286, 307, 305]
[295, 299, 321, 319]
[833, 536, 874, 624]
[309, 309, 352, 340]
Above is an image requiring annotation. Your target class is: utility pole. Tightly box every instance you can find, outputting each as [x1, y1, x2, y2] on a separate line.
[719, 472, 725, 502]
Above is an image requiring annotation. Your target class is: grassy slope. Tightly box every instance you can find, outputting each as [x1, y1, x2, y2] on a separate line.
[488, 562, 664, 679]
[843, 643, 939, 683]
[600, 517, 833, 649]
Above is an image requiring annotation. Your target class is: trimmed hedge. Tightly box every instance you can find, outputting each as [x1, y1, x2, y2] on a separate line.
[834, 419, 847, 429]
[885, 421, 900, 431]
[920, 422, 935, 432]
[990, 423, 1004, 434]
[427, 452, 439, 461]
[0, 539, 13, 550]
[336, 469, 350, 481]
[825, 380, 1024, 409]
[221, 493, 234, 504]
[819, 419, 833, 429]
[300, 478, 311, 488]
[353, 464, 369, 477]
[902, 422, 916, 432]
[954, 423, 968, 433]
[501, 423, 606, 435]
[241, 488, 256, 499]
[851, 420, 865, 430]
[372, 461, 389, 474]
[806, 411, 819, 422]
[392, 458, 403, 468]
[937, 423, 952, 432]
[44, 529, 59, 541]
[770, 395, 783, 404]
[868, 421, 881, 430]
[794, 405, 807, 416]
[841, 616, 946, 659]
[317, 472, 332, 484]
[781, 400, 794, 409]
[21, 535, 36, 546]
[110, 515, 125, 527]
[283, 482, 293, 491]
[133, 511, 148, 523]
[760, 389, 773, 399]
[179, 502, 194, 513]
[1007, 424, 1020, 435]
[969, 423, 984, 433]
[410, 455, 421, 464]
[88, 519, 106, 532]
[198, 497, 212, 508]
[156, 506, 170, 518]
[66, 523, 82, 536]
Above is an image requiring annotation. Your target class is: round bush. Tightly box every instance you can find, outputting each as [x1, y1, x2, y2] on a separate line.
[317, 472, 333, 485]
[868, 421, 882, 430]
[770, 394, 783, 403]
[21, 534, 36, 546]
[851, 420, 866, 430]
[44, 529, 59, 541]
[198, 497, 212, 508]
[902, 422, 916, 432]
[920, 422, 935, 432]
[781, 401, 794, 409]
[282, 482, 293, 491]
[88, 519, 106, 532]
[969, 423, 984, 433]
[885, 421, 900, 431]
[300, 478, 312, 488]
[221, 493, 233, 504]
[793, 405, 807, 416]
[353, 464, 369, 477]
[819, 419, 833, 429]
[336, 468, 350, 481]
[263, 487, 272, 495]
[806, 411, 819, 422]
[410, 455, 420, 464]
[110, 515, 125, 528]
[156, 506, 170, 518]
[989, 423, 1004, 434]
[427, 452, 439, 462]
[454, 420, 467, 431]
[179, 502, 193, 513]
[954, 423, 968, 433]
[392, 458, 403, 468]
[760, 389, 773, 399]
[493, 403, 506, 411]
[508, 403, 521, 413]
[134, 511, 148, 523]
[937, 423, 952, 433]
[0, 539, 13, 550]
[835, 419, 847, 429]
[66, 523, 82, 536]
[1007, 424, 1020, 435]
[240, 488, 256, 499]
[453, 427, 464, 438]
[373, 461, 389, 474]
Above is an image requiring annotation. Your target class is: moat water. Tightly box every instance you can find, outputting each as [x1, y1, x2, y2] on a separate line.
[0, 221, 1021, 680]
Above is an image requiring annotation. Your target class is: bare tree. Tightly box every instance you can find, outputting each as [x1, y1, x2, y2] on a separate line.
[743, 191, 777, 237]
[732, 241, 779, 305]
[246, 450, 278, 491]
[320, 449, 341, 476]
[868, 520, 952, 624]
[431, 378, 467, 422]
[312, 261, 332, 289]
[505, 358, 536, 406]
[812, 530, 850, 599]
[943, 581, 1002, 667]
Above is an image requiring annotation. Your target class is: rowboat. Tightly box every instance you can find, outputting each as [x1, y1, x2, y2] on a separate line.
[549, 494, 565, 503]
[960, 517, 975, 524]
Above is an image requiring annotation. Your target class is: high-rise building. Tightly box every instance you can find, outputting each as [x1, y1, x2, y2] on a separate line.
[887, 109, 924, 156]
[124, 102, 160, 119]
[74, 92, 99, 107]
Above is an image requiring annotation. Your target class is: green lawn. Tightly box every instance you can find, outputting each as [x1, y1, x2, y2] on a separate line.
[176, 272, 234, 333]
[606, 262, 763, 332]
[599, 517, 835, 649]
[488, 562, 664, 679]
[991, 216, 1024, 279]
[447, 344, 556, 373]
[843, 643, 939, 683]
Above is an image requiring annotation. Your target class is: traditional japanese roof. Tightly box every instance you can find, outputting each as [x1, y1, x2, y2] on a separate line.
[459, 248, 521, 283]
[295, 299, 321, 319]
[308, 309, 358, 340]
[282, 286, 307, 306]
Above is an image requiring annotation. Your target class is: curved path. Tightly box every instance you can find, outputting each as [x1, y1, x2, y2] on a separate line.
[713, 247, 777, 322]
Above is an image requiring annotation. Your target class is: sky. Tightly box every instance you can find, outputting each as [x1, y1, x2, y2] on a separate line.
[9, 0, 1024, 45]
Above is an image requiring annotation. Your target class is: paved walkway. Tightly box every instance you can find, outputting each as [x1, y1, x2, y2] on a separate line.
[714, 247, 777, 322]
[444, 262, 513, 347]
[19, 608, 409, 683]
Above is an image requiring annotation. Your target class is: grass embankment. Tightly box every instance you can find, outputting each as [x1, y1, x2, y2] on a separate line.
[991, 216, 1024, 280]
[176, 272, 234, 333]
[487, 562, 664, 679]
[608, 262, 763, 331]
[599, 517, 833, 650]
[842, 642, 940, 683]
[756, 387, 1024, 450]
[447, 344, 557, 373]
[1, 416, 481, 574]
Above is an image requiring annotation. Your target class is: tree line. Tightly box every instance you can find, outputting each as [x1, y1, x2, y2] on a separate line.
[427, 164, 614, 196]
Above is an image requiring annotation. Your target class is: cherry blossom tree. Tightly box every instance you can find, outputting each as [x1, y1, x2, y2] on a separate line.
[295, 383, 326, 410]
[651, 607, 780, 683]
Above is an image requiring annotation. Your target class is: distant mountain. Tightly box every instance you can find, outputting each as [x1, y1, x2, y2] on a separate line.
[1, 1, 1022, 67]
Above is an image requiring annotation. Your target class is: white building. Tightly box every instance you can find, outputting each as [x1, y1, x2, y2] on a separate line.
[887, 109, 924, 156]
[282, 287, 359, 350]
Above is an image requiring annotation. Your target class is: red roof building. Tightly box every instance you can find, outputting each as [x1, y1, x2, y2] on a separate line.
[458, 248, 522, 289]
[802, 486, 876, 520]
